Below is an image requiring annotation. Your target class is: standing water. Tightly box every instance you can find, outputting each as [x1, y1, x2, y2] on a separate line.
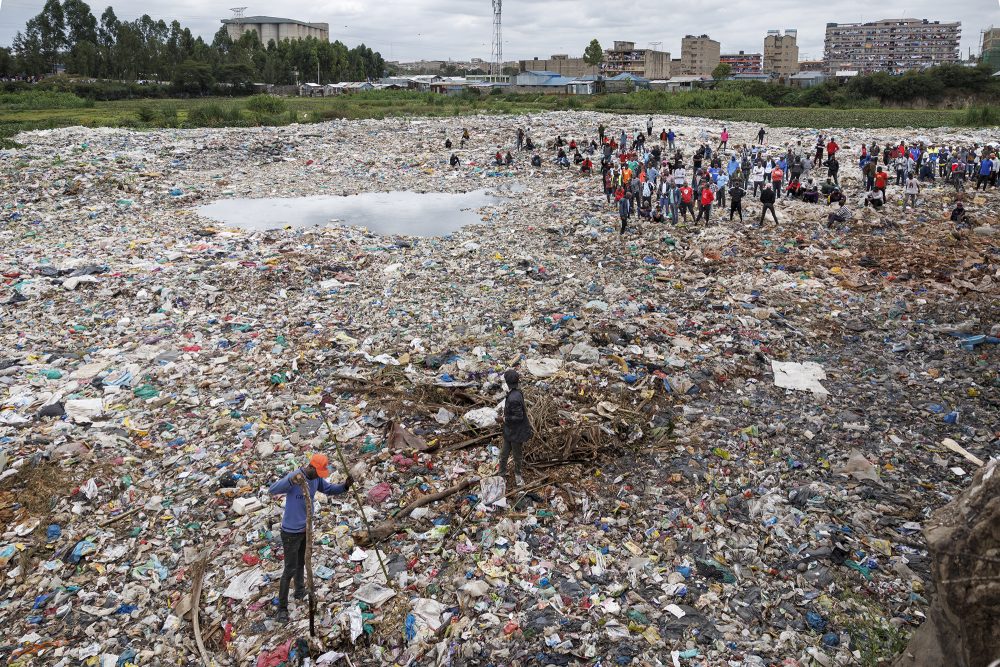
[196, 189, 506, 237]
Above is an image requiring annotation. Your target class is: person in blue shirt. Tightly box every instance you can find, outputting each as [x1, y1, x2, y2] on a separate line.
[269, 453, 352, 622]
[976, 154, 994, 191]
[715, 171, 729, 209]
[727, 156, 739, 177]
[666, 129, 676, 150]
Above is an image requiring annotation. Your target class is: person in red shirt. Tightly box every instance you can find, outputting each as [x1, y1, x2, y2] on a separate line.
[678, 182, 695, 222]
[827, 138, 839, 160]
[695, 185, 715, 223]
[771, 166, 784, 197]
[873, 166, 889, 195]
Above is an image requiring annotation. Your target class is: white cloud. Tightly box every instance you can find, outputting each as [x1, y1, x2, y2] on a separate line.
[0, 0, 991, 64]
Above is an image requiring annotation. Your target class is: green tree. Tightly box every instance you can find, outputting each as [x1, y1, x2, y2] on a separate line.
[0, 47, 13, 76]
[63, 0, 97, 45]
[712, 62, 732, 81]
[583, 38, 603, 77]
[35, 0, 67, 71]
[173, 59, 214, 95]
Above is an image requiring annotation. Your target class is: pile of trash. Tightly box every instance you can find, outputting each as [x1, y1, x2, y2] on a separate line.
[0, 111, 997, 666]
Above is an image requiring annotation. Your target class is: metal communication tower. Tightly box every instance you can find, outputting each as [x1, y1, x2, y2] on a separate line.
[230, 7, 247, 41]
[490, 0, 502, 78]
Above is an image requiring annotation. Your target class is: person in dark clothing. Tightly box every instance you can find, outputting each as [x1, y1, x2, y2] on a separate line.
[757, 128, 765, 145]
[500, 369, 532, 485]
[530, 154, 542, 168]
[729, 183, 746, 221]
[618, 191, 631, 234]
[825, 156, 840, 185]
[950, 202, 968, 223]
[269, 454, 352, 623]
[450, 153, 459, 168]
[445, 138, 452, 149]
[759, 184, 778, 224]
[504, 151, 514, 166]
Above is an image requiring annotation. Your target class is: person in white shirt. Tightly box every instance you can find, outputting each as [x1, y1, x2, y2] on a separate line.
[673, 165, 686, 186]
[865, 188, 885, 209]
[903, 178, 920, 208]
[751, 164, 766, 196]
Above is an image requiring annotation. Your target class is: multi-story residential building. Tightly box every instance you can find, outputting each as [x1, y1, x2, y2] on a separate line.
[764, 30, 800, 76]
[602, 41, 671, 79]
[679, 35, 720, 76]
[823, 18, 961, 73]
[720, 51, 763, 74]
[518, 55, 592, 78]
[221, 16, 329, 43]
[982, 27, 1000, 68]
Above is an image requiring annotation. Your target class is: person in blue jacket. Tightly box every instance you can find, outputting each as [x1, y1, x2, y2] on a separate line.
[269, 453, 352, 622]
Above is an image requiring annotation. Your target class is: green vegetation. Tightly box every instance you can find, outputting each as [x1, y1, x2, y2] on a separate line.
[0, 87, 987, 149]
[0, 89, 94, 110]
[2, 0, 385, 91]
[843, 612, 910, 667]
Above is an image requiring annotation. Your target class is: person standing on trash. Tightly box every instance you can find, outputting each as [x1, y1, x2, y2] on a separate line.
[759, 183, 778, 224]
[757, 127, 765, 145]
[499, 369, 532, 486]
[269, 454, 353, 623]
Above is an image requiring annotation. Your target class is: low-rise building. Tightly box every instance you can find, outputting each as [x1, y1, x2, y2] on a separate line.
[720, 51, 763, 74]
[518, 55, 592, 78]
[764, 29, 800, 76]
[679, 35, 720, 76]
[788, 71, 827, 88]
[603, 41, 671, 79]
[222, 16, 329, 43]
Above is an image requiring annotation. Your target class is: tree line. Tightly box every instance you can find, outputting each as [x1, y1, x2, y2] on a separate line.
[1, 0, 386, 92]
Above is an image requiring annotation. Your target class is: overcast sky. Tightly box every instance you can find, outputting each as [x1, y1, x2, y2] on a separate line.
[0, 0, 994, 62]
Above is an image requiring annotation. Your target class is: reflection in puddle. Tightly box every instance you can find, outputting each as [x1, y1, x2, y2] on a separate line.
[196, 189, 508, 237]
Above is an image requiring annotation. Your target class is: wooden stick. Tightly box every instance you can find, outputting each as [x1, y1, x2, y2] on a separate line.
[317, 406, 391, 582]
[391, 477, 479, 519]
[99, 506, 141, 527]
[434, 430, 500, 454]
[190, 551, 212, 667]
[360, 477, 479, 545]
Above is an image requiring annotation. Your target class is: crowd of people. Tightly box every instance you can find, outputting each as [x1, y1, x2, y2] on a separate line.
[445, 121, 993, 235]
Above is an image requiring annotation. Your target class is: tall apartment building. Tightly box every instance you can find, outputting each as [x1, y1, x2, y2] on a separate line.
[603, 41, 672, 79]
[764, 30, 800, 76]
[720, 51, 762, 74]
[679, 35, 720, 76]
[221, 16, 329, 43]
[823, 18, 960, 73]
[982, 27, 1000, 68]
[518, 55, 592, 78]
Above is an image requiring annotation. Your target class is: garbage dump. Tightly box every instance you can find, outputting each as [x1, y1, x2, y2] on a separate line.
[0, 111, 997, 666]
[891, 459, 1000, 667]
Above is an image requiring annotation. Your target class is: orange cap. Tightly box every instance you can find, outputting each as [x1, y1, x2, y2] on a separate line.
[308, 453, 331, 478]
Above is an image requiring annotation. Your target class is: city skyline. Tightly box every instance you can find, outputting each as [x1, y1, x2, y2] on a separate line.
[0, 0, 992, 63]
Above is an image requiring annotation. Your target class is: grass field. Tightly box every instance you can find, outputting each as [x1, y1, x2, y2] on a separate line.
[0, 93, 980, 147]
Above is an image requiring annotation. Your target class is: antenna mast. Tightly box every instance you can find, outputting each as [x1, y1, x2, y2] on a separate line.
[490, 0, 502, 78]
[229, 7, 247, 42]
